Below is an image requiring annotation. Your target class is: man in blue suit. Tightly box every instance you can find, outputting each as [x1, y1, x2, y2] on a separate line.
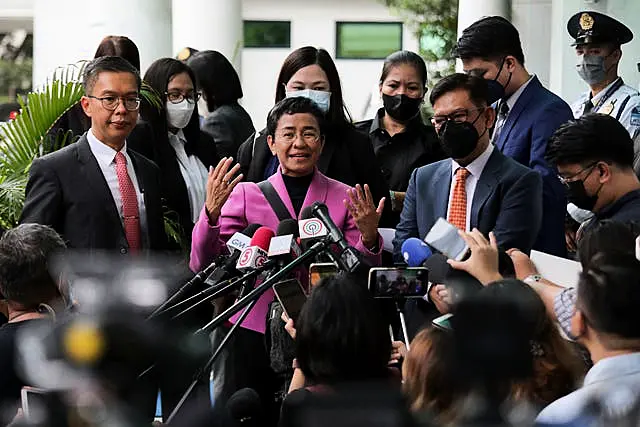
[453, 16, 572, 257]
[393, 74, 542, 333]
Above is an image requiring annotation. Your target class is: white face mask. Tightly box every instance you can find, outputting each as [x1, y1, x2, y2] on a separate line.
[286, 89, 331, 113]
[166, 100, 195, 129]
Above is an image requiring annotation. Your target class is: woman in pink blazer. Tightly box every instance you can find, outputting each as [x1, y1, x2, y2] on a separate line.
[190, 97, 385, 423]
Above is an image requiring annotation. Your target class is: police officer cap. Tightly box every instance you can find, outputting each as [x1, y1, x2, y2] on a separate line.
[567, 11, 633, 46]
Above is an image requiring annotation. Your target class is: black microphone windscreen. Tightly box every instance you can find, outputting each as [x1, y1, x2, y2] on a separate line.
[227, 387, 262, 424]
[300, 206, 314, 220]
[277, 218, 299, 237]
[242, 224, 262, 237]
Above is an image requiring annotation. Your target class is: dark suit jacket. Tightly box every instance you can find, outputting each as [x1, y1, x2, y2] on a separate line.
[393, 147, 543, 260]
[128, 120, 219, 248]
[19, 134, 167, 253]
[494, 76, 572, 256]
[236, 123, 393, 226]
[201, 101, 255, 159]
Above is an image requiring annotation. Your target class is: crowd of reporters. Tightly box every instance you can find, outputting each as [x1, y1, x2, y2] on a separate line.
[2, 8, 640, 427]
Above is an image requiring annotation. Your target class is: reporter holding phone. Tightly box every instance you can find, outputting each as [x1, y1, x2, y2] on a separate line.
[189, 97, 384, 426]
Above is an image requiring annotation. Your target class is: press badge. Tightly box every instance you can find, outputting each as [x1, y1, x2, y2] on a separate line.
[631, 106, 640, 127]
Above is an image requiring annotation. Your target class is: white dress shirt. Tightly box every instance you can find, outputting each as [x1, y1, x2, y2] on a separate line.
[87, 129, 149, 246]
[537, 352, 640, 424]
[168, 130, 209, 224]
[447, 143, 494, 231]
[491, 74, 535, 143]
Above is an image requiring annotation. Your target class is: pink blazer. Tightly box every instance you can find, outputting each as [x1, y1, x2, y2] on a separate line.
[190, 169, 382, 333]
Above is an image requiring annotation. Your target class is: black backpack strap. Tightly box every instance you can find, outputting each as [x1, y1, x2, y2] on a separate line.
[257, 181, 292, 222]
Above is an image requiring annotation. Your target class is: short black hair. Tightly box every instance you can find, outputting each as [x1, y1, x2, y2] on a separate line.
[380, 50, 428, 88]
[295, 273, 391, 385]
[187, 50, 244, 110]
[578, 252, 640, 340]
[0, 224, 65, 308]
[453, 16, 526, 65]
[266, 97, 326, 138]
[578, 220, 640, 268]
[545, 113, 634, 169]
[83, 55, 141, 95]
[429, 73, 489, 108]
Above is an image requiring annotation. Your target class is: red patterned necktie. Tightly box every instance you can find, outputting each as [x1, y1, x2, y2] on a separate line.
[115, 152, 141, 253]
[448, 167, 470, 231]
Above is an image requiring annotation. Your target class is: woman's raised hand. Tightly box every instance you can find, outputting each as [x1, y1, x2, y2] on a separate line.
[344, 184, 385, 249]
[205, 157, 243, 224]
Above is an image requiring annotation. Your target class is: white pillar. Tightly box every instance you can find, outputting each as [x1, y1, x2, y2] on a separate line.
[33, 0, 172, 87]
[457, 0, 511, 38]
[172, 0, 243, 72]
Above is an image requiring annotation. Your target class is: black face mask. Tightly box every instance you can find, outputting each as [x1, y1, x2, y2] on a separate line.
[438, 119, 481, 159]
[485, 58, 512, 105]
[567, 176, 602, 212]
[382, 93, 422, 122]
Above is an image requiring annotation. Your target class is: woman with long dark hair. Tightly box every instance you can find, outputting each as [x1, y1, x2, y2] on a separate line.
[236, 46, 391, 225]
[128, 58, 219, 249]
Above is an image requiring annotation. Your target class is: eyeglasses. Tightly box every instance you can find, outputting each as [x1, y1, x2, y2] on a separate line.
[431, 107, 485, 128]
[277, 130, 321, 144]
[87, 95, 141, 111]
[558, 162, 598, 187]
[165, 91, 202, 104]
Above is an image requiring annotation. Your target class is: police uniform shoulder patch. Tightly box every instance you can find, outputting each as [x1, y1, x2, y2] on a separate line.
[631, 106, 640, 127]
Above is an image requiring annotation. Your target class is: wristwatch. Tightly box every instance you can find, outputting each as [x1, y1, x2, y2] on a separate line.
[523, 274, 543, 285]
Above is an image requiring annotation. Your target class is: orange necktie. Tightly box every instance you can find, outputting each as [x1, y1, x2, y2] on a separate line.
[448, 167, 470, 231]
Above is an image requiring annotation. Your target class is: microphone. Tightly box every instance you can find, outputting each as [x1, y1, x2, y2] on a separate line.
[204, 224, 263, 287]
[401, 238, 433, 267]
[311, 202, 366, 274]
[268, 219, 302, 262]
[236, 226, 275, 272]
[299, 206, 328, 241]
[226, 388, 263, 426]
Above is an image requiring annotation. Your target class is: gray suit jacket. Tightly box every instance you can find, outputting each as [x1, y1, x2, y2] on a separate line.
[393, 148, 543, 260]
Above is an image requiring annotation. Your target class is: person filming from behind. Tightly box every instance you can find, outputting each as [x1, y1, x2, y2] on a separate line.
[0, 224, 66, 424]
[190, 96, 385, 425]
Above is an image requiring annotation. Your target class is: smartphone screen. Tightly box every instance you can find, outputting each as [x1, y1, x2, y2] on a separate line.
[308, 263, 339, 288]
[424, 217, 470, 261]
[432, 313, 454, 331]
[273, 279, 307, 322]
[368, 267, 429, 299]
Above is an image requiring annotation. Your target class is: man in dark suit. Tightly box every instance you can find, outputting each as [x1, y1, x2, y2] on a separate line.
[20, 56, 167, 254]
[453, 16, 572, 257]
[393, 74, 542, 325]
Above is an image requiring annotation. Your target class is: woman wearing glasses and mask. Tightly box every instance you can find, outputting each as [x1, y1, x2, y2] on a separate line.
[129, 58, 219, 249]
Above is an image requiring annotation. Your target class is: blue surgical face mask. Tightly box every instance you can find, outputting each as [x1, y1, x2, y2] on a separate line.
[285, 89, 331, 113]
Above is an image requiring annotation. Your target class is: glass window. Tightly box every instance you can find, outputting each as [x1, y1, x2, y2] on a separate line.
[336, 22, 403, 59]
[244, 21, 291, 48]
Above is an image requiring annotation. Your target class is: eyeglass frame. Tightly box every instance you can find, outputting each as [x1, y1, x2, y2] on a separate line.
[557, 162, 599, 187]
[86, 95, 141, 111]
[164, 91, 202, 104]
[276, 128, 322, 144]
[430, 107, 485, 128]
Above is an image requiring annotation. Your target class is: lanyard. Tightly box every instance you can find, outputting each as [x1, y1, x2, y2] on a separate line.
[592, 78, 625, 113]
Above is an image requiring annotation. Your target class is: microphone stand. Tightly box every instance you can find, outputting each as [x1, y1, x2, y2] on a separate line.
[196, 238, 330, 335]
[164, 238, 332, 421]
[171, 267, 267, 320]
[147, 258, 222, 319]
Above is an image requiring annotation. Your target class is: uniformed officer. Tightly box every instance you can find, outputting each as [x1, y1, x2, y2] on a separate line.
[568, 11, 640, 161]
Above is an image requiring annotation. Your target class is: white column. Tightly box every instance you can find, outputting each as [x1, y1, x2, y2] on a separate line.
[172, 0, 243, 72]
[457, 0, 511, 38]
[33, 0, 172, 87]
